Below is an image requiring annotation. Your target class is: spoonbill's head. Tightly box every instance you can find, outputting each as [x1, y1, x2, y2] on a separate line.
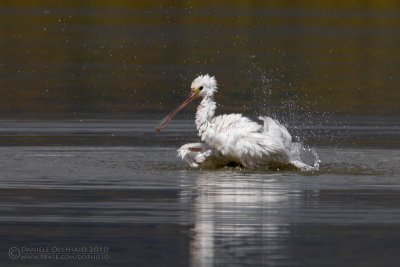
[155, 74, 217, 132]
[191, 74, 217, 98]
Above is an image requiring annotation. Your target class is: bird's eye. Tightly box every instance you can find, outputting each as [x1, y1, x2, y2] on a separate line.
[199, 86, 203, 90]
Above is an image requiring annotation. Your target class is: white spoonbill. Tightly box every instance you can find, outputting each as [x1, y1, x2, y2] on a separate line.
[156, 74, 319, 171]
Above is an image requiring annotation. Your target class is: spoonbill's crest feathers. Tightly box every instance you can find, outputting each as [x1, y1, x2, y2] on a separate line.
[191, 74, 217, 97]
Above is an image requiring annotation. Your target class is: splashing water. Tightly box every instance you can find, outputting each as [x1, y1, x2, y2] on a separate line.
[244, 57, 322, 171]
[244, 59, 312, 123]
[258, 116, 320, 171]
[289, 142, 320, 171]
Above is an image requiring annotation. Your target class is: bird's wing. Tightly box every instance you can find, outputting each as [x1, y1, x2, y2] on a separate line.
[258, 116, 292, 145]
[206, 115, 291, 165]
[208, 114, 264, 156]
[212, 114, 262, 133]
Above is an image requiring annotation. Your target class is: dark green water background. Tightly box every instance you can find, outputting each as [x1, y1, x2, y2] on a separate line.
[1, 1, 399, 116]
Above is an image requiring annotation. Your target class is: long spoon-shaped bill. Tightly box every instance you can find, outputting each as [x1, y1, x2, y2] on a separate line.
[155, 92, 198, 132]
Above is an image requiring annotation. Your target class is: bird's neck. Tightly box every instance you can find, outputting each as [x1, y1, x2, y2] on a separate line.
[195, 96, 216, 137]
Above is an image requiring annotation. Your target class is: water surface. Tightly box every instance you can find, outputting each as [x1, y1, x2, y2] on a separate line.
[1, 2, 399, 115]
[0, 117, 399, 266]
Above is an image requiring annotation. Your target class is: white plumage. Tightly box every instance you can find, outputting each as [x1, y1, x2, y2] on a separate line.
[157, 74, 319, 171]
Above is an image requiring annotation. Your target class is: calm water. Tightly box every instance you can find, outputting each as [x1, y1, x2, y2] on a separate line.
[0, 117, 399, 266]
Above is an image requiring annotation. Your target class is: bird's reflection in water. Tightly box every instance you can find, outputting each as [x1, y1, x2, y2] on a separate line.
[180, 170, 298, 266]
